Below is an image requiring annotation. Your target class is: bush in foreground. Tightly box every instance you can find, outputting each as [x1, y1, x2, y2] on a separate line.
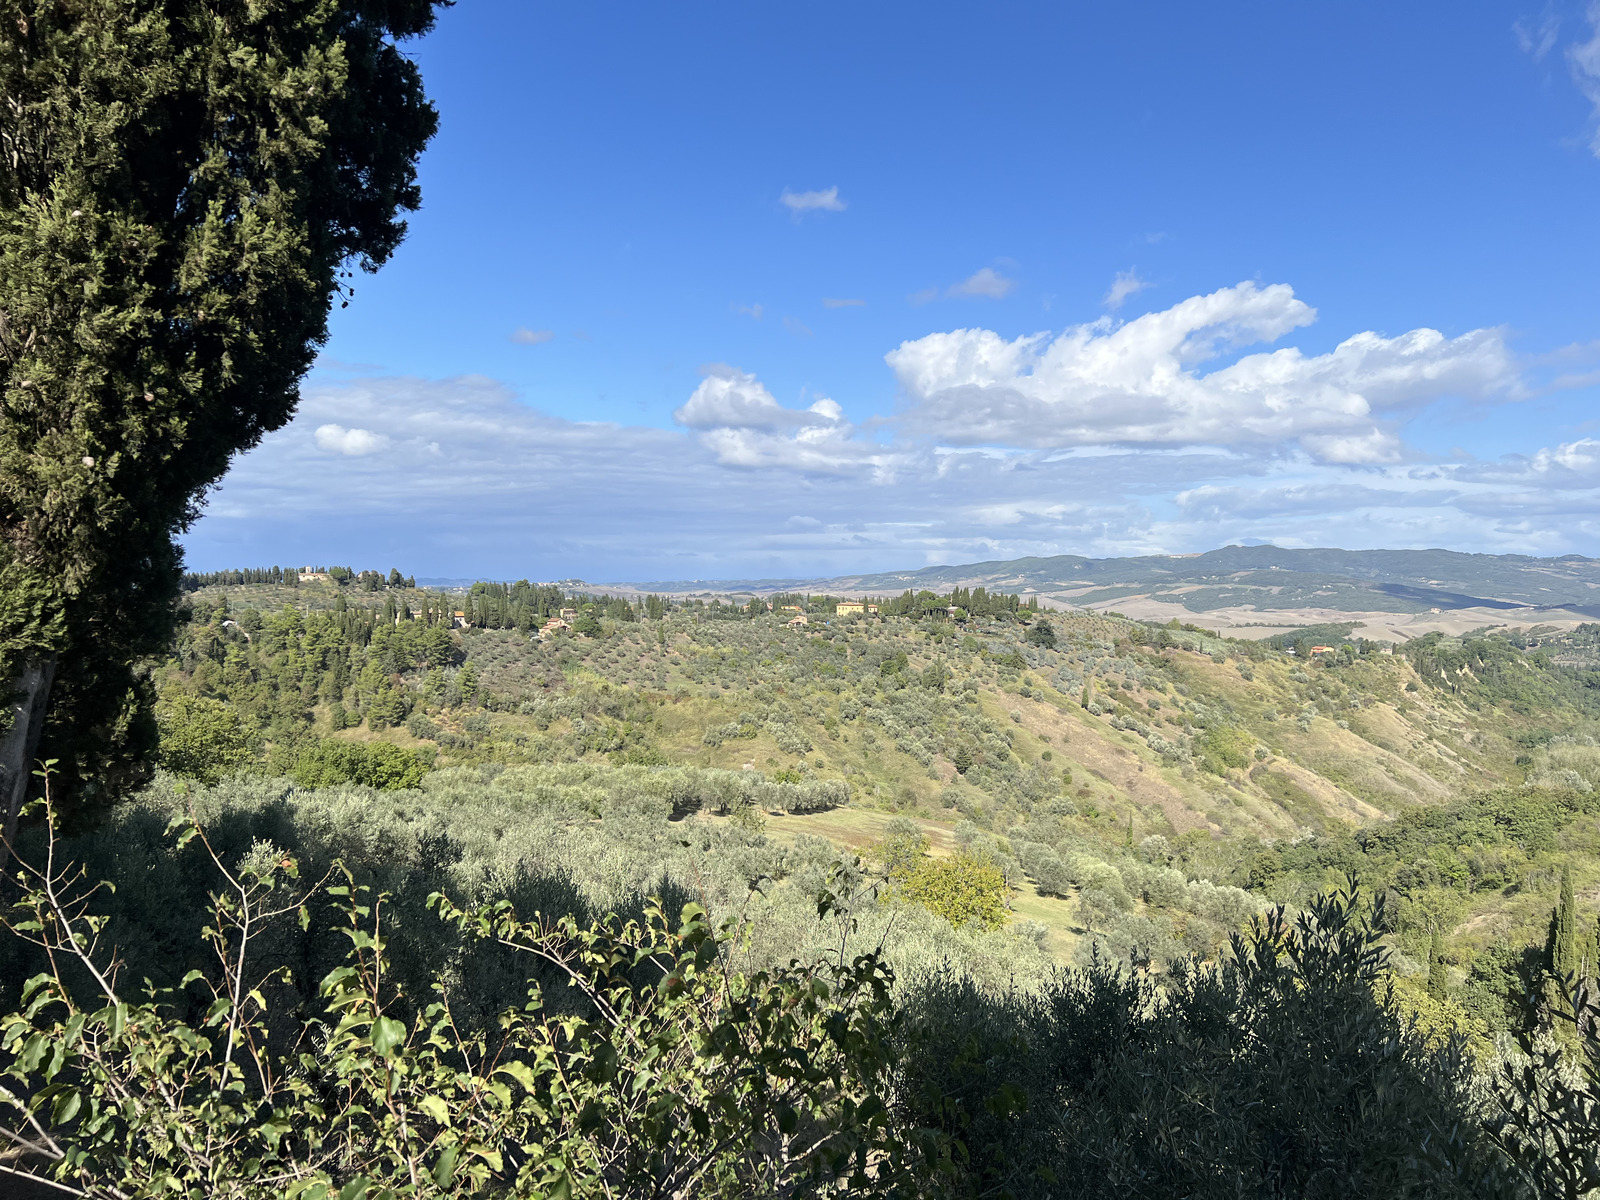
[897, 883, 1517, 1199]
[0, 789, 926, 1198]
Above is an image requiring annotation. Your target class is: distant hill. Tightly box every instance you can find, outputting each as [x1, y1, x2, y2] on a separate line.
[620, 546, 1600, 638]
[838, 546, 1600, 611]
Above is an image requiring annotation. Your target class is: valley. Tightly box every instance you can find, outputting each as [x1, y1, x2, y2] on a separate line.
[151, 568, 1600, 1042]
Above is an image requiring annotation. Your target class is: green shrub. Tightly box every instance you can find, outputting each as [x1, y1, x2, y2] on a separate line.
[1025, 619, 1056, 649]
[1196, 724, 1253, 775]
[289, 739, 429, 790]
[898, 883, 1513, 1199]
[155, 693, 252, 783]
[0, 804, 923, 1198]
[874, 819, 930, 883]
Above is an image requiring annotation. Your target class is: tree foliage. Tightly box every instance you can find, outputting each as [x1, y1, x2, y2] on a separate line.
[899, 853, 1007, 931]
[1489, 973, 1600, 1199]
[278, 738, 429, 791]
[0, 0, 444, 816]
[154, 692, 250, 784]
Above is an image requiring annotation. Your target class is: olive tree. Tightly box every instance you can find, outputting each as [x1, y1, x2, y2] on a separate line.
[0, 0, 444, 836]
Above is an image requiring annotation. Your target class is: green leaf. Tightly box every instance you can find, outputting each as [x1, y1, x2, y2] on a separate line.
[497, 1060, 539, 1091]
[431, 1144, 459, 1187]
[51, 1088, 81, 1124]
[371, 1016, 406, 1058]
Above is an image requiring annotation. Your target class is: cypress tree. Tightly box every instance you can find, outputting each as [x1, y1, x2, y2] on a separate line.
[0, 0, 444, 834]
[1549, 864, 1579, 986]
[1542, 864, 1583, 1043]
[1427, 925, 1448, 1002]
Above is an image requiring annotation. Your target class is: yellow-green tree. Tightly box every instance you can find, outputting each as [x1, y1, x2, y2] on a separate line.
[901, 854, 1007, 930]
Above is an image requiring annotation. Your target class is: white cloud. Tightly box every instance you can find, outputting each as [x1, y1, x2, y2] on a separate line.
[784, 316, 814, 337]
[188, 276, 1591, 579]
[1175, 482, 1457, 521]
[779, 186, 845, 214]
[823, 297, 865, 308]
[1297, 429, 1408, 466]
[1453, 435, 1600, 483]
[510, 328, 555, 345]
[886, 281, 1515, 464]
[735, 302, 764, 320]
[674, 367, 901, 476]
[674, 365, 814, 432]
[313, 424, 389, 456]
[695, 424, 893, 476]
[1516, 11, 1561, 60]
[1570, 3, 1600, 155]
[948, 267, 1015, 300]
[1535, 436, 1600, 474]
[1104, 268, 1151, 310]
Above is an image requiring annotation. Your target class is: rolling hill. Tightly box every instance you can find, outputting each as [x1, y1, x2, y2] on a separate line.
[619, 545, 1600, 641]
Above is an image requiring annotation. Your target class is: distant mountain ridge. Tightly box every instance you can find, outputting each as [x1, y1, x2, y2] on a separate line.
[619, 545, 1600, 628]
[839, 545, 1600, 608]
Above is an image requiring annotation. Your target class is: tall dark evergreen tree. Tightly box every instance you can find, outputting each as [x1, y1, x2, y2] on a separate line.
[1549, 865, 1579, 986]
[1427, 924, 1448, 1002]
[0, 0, 445, 836]
[1544, 863, 1582, 1043]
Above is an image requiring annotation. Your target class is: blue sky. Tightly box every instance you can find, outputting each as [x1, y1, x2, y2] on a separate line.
[187, 1, 1600, 581]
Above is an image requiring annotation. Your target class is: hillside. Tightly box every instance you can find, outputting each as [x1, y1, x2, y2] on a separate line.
[150, 575, 1600, 1029]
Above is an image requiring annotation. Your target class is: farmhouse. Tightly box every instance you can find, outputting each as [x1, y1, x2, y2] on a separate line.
[834, 600, 880, 616]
